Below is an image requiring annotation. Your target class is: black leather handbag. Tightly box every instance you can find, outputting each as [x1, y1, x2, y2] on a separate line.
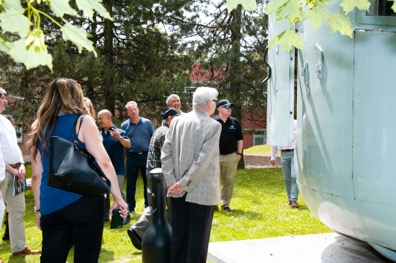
[49, 115, 111, 196]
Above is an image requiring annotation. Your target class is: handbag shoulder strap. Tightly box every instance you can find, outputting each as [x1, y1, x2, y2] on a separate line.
[76, 115, 85, 138]
[69, 115, 85, 142]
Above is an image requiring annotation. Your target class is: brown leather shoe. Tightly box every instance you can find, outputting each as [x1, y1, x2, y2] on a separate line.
[290, 201, 299, 208]
[13, 246, 41, 255]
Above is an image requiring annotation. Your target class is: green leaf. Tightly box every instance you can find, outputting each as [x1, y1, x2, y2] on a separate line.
[8, 39, 53, 70]
[49, 0, 78, 18]
[0, 0, 30, 38]
[269, 29, 304, 51]
[61, 22, 97, 56]
[326, 12, 353, 37]
[226, 0, 258, 12]
[1, 0, 24, 13]
[0, 38, 13, 53]
[340, 0, 371, 14]
[304, 2, 331, 29]
[264, 0, 290, 15]
[75, 0, 111, 21]
[278, 0, 301, 24]
[391, 0, 396, 13]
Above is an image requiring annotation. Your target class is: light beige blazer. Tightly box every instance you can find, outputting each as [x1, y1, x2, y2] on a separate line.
[161, 108, 221, 206]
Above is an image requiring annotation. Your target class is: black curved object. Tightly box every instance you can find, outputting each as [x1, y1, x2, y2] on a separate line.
[142, 168, 172, 263]
[261, 46, 272, 96]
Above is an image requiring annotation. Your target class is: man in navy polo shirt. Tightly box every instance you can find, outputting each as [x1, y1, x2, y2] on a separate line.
[213, 99, 244, 212]
[98, 109, 131, 221]
[121, 101, 154, 213]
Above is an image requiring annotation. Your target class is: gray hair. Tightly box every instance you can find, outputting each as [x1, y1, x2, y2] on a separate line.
[166, 94, 180, 105]
[125, 101, 138, 110]
[192, 87, 218, 107]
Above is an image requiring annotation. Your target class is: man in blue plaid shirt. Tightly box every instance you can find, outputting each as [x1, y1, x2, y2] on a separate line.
[127, 108, 180, 250]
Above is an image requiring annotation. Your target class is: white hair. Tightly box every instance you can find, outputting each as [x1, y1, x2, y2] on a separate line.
[192, 87, 218, 107]
[166, 94, 180, 105]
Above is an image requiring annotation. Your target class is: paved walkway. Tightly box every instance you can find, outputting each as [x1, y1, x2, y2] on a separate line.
[208, 233, 392, 263]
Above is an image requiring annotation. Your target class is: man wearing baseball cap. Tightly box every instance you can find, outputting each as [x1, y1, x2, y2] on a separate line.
[127, 107, 179, 250]
[213, 99, 244, 212]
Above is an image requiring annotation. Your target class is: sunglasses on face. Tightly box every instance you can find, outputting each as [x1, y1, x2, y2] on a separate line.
[223, 105, 232, 109]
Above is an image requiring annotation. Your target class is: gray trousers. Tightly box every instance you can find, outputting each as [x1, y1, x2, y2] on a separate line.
[0, 171, 26, 253]
[131, 197, 172, 238]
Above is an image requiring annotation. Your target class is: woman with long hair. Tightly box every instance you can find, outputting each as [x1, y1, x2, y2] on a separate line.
[83, 97, 96, 118]
[29, 78, 128, 263]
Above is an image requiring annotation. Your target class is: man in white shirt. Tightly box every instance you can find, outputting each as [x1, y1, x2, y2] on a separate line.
[0, 88, 41, 255]
[270, 120, 299, 208]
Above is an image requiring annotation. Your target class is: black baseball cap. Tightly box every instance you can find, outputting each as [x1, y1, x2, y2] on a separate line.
[217, 99, 234, 108]
[161, 108, 180, 119]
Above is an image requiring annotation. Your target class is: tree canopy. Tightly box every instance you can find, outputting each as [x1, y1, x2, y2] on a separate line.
[228, 0, 396, 50]
[1, 0, 396, 75]
[0, 0, 267, 130]
[0, 0, 111, 70]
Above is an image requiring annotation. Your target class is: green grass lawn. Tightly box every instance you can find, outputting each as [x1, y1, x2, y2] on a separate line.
[0, 166, 331, 262]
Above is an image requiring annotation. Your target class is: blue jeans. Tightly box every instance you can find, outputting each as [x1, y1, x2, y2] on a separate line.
[280, 151, 299, 202]
[126, 152, 148, 212]
[40, 195, 105, 263]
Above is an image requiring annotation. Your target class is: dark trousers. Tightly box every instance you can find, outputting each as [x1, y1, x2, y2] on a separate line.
[104, 193, 111, 220]
[126, 152, 148, 212]
[40, 195, 105, 263]
[170, 196, 214, 263]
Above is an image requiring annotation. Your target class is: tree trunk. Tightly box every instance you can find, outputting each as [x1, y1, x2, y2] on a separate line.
[229, 5, 245, 169]
[104, 0, 115, 114]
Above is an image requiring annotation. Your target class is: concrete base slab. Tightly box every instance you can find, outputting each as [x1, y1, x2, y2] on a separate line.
[208, 233, 392, 263]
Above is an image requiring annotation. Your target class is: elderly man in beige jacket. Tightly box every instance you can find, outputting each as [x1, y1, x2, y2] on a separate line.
[161, 87, 221, 263]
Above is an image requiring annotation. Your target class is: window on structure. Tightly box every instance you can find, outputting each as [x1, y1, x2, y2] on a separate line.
[253, 130, 266, 146]
[368, 0, 396, 16]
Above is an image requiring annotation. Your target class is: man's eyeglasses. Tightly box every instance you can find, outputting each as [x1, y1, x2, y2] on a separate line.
[223, 105, 232, 109]
[212, 99, 218, 104]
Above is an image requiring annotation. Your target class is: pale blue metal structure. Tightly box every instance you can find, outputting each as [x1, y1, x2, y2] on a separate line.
[266, 0, 396, 261]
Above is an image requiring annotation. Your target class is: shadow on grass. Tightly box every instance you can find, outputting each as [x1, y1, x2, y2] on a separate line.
[216, 209, 262, 219]
[1, 167, 331, 263]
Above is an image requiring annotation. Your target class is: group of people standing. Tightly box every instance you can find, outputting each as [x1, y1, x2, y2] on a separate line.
[126, 90, 245, 263]
[1, 76, 297, 263]
[22, 78, 245, 263]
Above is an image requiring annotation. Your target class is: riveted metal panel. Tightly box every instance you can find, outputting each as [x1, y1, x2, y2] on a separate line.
[266, 15, 295, 148]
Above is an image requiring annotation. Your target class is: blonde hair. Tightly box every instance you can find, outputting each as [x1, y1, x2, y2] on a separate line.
[29, 78, 85, 158]
[84, 97, 96, 118]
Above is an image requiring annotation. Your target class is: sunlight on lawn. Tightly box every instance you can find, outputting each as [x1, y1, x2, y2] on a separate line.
[243, 144, 272, 155]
